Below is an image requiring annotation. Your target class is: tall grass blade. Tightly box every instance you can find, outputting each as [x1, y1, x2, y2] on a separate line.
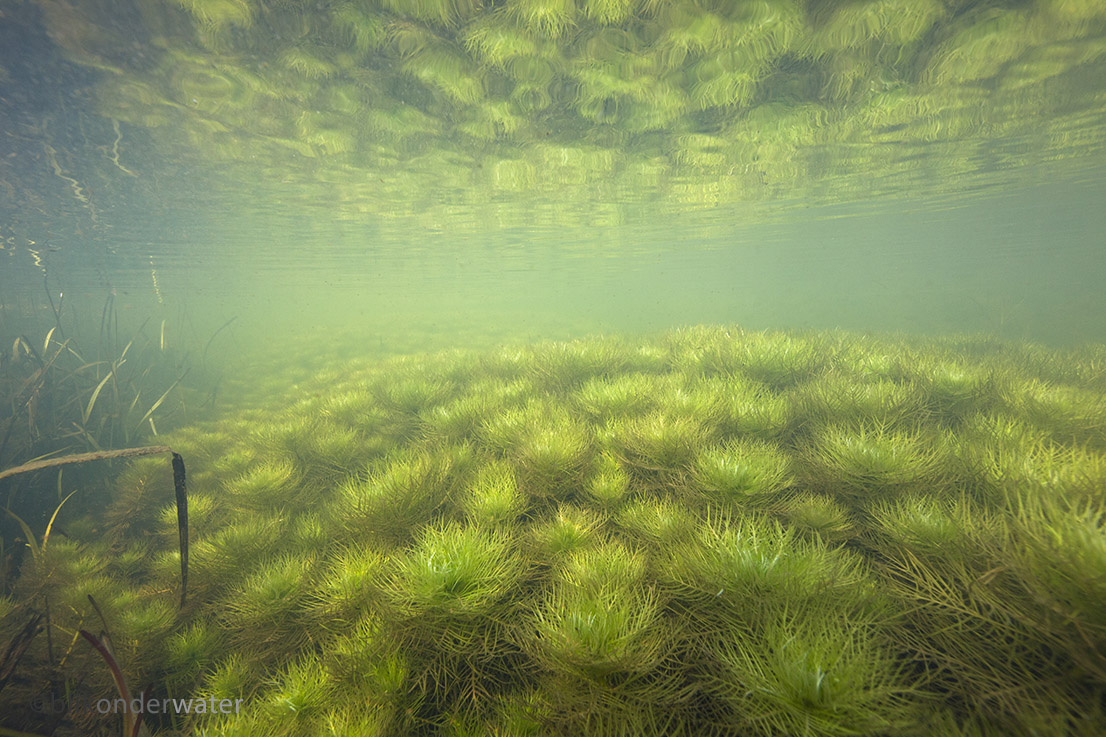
[0, 612, 43, 695]
[201, 316, 237, 369]
[116, 339, 134, 365]
[133, 372, 186, 436]
[2, 508, 40, 562]
[83, 371, 114, 426]
[79, 629, 136, 737]
[42, 488, 79, 551]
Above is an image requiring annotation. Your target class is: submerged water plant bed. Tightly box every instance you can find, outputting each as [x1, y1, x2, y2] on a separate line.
[3, 326, 1105, 736]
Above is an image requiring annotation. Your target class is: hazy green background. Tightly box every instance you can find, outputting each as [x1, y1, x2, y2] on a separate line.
[2, 0, 1106, 363]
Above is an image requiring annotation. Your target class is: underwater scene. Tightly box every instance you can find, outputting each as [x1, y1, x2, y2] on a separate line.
[2, 0, 1106, 735]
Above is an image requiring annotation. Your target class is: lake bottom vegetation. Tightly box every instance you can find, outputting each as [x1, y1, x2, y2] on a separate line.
[2, 326, 1105, 737]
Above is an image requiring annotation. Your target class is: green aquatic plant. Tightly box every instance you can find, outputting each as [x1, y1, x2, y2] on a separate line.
[650, 373, 725, 423]
[1007, 496, 1106, 674]
[173, 0, 254, 28]
[210, 443, 259, 478]
[289, 512, 332, 557]
[3, 445, 191, 608]
[384, 521, 523, 636]
[37, 0, 1104, 220]
[506, 0, 577, 38]
[167, 619, 224, 689]
[958, 412, 1106, 511]
[526, 504, 603, 563]
[850, 347, 900, 382]
[223, 458, 301, 510]
[581, 0, 639, 25]
[956, 412, 1046, 502]
[422, 392, 499, 443]
[686, 49, 761, 111]
[186, 514, 287, 596]
[518, 543, 689, 731]
[791, 374, 928, 434]
[321, 612, 386, 685]
[805, 422, 947, 503]
[584, 451, 631, 510]
[9, 328, 1106, 734]
[708, 609, 918, 737]
[115, 597, 176, 664]
[379, 521, 525, 710]
[778, 492, 853, 541]
[307, 544, 387, 638]
[316, 702, 396, 737]
[615, 497, 696, 548]
[460, 460, 525, 527]
[169, 58, 255, 114]
[509, 80, 554, 115]
[266, 655, 334, 723]
[512, 415, 592, 499]
[324, 83, 367, 117]
[105, 542, 151, 580]
[574, 372, 659, 421]
[807, 0, 943, 53]
[876, 528, 1093, 723]
[199, 652, 257, 707]
[479, 153, 536, 185]
[17, 537, 110, 616]
[662, 517, 875, 631]
[296, 111, 358, 155]
[610, 411, 709, 483]
[525, 542, 663, 678]
[380, 0, 481, 27]
[733, 332, 827, 389]
[693, 438, 793, 502]
[527, 577, 664, 680]
[377, 372, 456, 416]
[869, 494, 986, 563]
[484, 688, 546, 736]
[332, 3, 387, 53]
[925, 5, 1033, 86]
[528, 338, 632, 394]
[479, 400, 548, 454]
[1038, 0, 1106, 24]
[403, 44, 485, 105]
[331, 448, 462, 545]
[653, 3, 729, 66]
[1012, 378, 1106, 448]
[712, 378, 791, 441]
[464, 17, 542, 67]
[914, 360, 1003, 424]
[300, 421, 377, 479]
[322, 388, 391, 434]
[220, 554, 316, 668]
[251, 416, 318, 455]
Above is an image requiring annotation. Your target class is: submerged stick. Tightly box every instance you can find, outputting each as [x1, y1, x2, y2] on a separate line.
[171, 452, 188, 609]
[0, 446, 171, 482]
[0, 445, 189, 607]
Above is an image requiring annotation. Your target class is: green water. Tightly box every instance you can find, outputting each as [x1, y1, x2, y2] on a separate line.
[2, 0, 1106, 352]
[2, 1, 1106, 735]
